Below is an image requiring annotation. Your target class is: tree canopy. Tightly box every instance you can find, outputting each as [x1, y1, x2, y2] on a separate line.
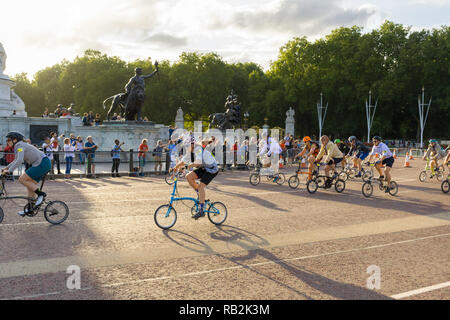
[13, 21, 449, 140]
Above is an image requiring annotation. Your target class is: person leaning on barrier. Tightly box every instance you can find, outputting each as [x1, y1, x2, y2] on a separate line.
[111, 140, 125, 178]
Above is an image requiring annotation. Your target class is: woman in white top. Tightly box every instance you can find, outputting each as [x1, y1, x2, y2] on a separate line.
[75, 136, 85, 165]
[63, 138, 76, 179]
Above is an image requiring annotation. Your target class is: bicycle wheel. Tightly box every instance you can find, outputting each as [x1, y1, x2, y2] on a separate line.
[348, 169, 357, 180]
[362, 182, 373, 198]
[275, 173, 285, 185]
[316, 176, 326, 188]
[436, 172, 445, 182]
[389, 181, 399, 196]
[419, 171, 427, 182]
[207, 202, 228, 226]
[442, 180, 450, 194]
[154, 205, 177, 230]
[362, 171, 373, 182]
[0, 207, 3, 224]
[306, 180, 318, 194]
[44, 201, 69, 225]
[249, 173, 260, 186]
[339, 171, 348, 182]
[288, 175, 300, 189]
[165, 173, 175, 185]
[335, 179, 346, 193]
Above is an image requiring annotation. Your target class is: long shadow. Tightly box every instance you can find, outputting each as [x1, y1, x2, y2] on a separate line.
[163, 225, 391, 300]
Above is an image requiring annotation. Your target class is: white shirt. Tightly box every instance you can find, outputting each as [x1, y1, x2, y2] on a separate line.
[42, 143, 53, 160]
[370, 142, 393, 158]
[64, 144, 75, 158]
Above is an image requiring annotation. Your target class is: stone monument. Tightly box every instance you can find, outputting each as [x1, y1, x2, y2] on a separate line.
[0, 42, 27, 117]
[175, 107, 184, 129]
[285, 107, 295, 136]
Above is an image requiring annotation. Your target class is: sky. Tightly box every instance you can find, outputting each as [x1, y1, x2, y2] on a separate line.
[0, 0, 449, 78]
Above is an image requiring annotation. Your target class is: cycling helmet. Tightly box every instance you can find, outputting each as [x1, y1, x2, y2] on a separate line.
[334, 139, 342, 144]
[372, 136, 382, 141]
[348, 136, 357, 142]
[429, 139, 437, 144]
[303, 136, 311, 143]
[6, 132, 24, 142]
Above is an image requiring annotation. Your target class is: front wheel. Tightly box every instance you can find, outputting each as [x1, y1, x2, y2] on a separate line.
[362, 182, 373, 198]
[249, 173, 260, 186]
[389, 181, 399, 196]
[419, 171, 427, 182]
[339, 171, 348, 182]
[436, 172, 445, 182]
[307, 180, 318, 194]
[207, 202, 228, 225]
[165, 172, 176, 185]
[362, 171, 373, 182]
[288, 175, 300, 189]
[335, 179, 346, 193]
[44, 201, 70, 225]
[348, 168, 357, 180]
[442, 180, 450, 194]
[154, 205, 177, 230]
[0, 207, 3, 224]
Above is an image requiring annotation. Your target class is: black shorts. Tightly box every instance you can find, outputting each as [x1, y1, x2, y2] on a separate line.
[194, 168, 218, 186]
[382, 157, 395, 168]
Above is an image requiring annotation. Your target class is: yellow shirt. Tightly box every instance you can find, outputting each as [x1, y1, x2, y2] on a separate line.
[317, 142, 344, 163]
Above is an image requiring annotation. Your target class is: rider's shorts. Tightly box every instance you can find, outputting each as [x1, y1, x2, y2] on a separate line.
[26, 157, 51, 183]
[357, 151, 369, 161]
[194, 168, 218, 186]
[332, 157, 343, 165]
[382, 156, 395, 168]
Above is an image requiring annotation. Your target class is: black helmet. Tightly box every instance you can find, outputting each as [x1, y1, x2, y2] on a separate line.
[373, 136, 382, 141]
[6, 132, 24, 142]
[348, 136, 357, 142]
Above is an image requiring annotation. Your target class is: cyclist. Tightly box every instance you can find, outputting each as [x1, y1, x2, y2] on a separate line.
[173, 138, 219, 220]
[366, 136, 395, 193]
[335, 139, 349, 169]
[315, 136, 344, 186]
[258, 133, 282, 183]
[1, 132, 51, 216]
[423, 139, 447, 177]
[347, 136, 371, 178]
[294, 136, 321, 181]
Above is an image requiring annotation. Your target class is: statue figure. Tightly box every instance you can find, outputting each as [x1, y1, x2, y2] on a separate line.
[0, 42, 6, 74]
[103, 61, 159, 121]
[286, 107, 295, 121]
[209, 91, 242, 130]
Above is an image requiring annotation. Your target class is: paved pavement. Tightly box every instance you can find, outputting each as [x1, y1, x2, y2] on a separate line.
[0, 157, 449, 300]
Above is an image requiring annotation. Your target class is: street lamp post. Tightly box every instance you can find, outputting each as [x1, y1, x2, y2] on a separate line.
[317, 93, 328, 138]
[244, 111, 249, 131]
[365, 90, 378, 143]
[418, 87, 432, 149]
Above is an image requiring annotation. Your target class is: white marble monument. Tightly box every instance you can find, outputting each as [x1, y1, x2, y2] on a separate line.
[0, 42, 27, 117]
[175, 107, 184, 129]
[285, 107, 295, 136]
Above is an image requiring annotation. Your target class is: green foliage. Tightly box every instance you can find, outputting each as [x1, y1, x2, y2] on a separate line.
[11, 21, 449, 140]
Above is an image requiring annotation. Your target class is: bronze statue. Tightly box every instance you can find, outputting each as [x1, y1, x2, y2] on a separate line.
[103, 62, 159, 121]
[209, 91, 241, 130]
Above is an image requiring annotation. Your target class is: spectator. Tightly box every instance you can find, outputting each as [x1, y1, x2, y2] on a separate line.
[111, 113, 118, 121]
[94, 113, 102, 126]
[88, 111, 95, 125]
[63, 138, 75, 179]
[111, 140, 124, 177]
[4, 142, 14, 165]
[117, 115, 122, 121]
[169, 125, 176, 139]
[50, 132, 63, 175]
[82, 113, 90, 126]
[42, 137, 54, 174]
[153, 140, 166, 175]
[143, 116, 149, 122]
[75, 136, 85, 164]
[138, 139, 149, 177]
[85, 136, 98, 178]
[69, 133, 77, 146]
[42, 108, 49, 118]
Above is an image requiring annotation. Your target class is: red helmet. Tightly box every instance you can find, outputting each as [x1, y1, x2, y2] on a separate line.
[303, 136, 311, 143]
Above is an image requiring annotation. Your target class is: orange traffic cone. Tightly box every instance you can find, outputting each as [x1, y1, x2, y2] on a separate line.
[409, 150, 414, 160]
[279, 156, 284, 169]
[393, 150, 397, 160]
[404, 152, 411, 168]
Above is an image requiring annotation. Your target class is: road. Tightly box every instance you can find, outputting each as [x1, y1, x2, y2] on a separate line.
[0, 157, 449, 300]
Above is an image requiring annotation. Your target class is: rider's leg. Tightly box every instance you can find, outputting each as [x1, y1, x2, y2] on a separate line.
[186, 171, 199, 191]
[307, 156, 315, 180]
[18, 173, 39, 199]
[430, 158, 436, 174]
[197, 182, 206, 205]
[385, 166, 392, 186]
[375, 163, 383, 178]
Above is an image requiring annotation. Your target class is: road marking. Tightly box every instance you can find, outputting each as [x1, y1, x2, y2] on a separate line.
[391, 281, 450, 299]
[4, 232, 450, 300]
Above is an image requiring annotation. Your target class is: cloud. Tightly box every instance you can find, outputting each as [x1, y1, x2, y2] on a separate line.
[143, 32, 188, 48]
[211, 0, 379, 37]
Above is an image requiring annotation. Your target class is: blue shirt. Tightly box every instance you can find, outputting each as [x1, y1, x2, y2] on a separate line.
[112, 145, 122, 159]
[85, 142, 97, 158]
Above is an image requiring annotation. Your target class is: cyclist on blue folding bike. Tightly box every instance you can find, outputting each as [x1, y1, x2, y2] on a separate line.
[172, 138, 219, 220]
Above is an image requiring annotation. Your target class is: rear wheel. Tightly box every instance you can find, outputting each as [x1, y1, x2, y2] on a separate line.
[362, 182, 373, 198]
[307, 180, 318, 194]
[389, 181, 399, 196]
[339, 171, 348, 182]
[419, 171, 427, 182]
[275, 173, 285, 185]
[249, 173, 260, 186]
[44, 201, 69, 225]
[348, 169, 357, 179]
[441, 180, 449, 194]
[316, 176, 326, 188]
[154, 205, 177, 230]
[335, 179, 346, 193]
[288, 175, 300, 189]
[207, 202, 228, 225]
[436, 172, 445, 182]
[362, 171, 373, 182]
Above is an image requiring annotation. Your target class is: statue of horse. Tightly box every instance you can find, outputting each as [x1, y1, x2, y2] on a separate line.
[103, 93, 128, 120]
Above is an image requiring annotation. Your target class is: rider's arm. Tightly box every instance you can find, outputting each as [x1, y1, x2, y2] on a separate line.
[4, 145, 24, 173]
[315, 145, 325, 163]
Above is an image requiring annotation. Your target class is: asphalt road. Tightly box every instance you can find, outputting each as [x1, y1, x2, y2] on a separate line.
[0, 157, 449, 300]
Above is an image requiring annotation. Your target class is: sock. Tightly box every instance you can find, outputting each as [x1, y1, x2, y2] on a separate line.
[199, 203, 204, 213]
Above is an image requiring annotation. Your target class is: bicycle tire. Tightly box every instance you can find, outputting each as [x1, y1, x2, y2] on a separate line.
[44, 201, 70, 225]
[348, 169, 357, 179]
[288, 175, 300, 189]
[275, 173, 285, 185]
[154, 205, 177, 230]
[207, 202, 228, 226]
[442, 180, 450, 194]
[339, 171, 348, 182]
[419, 171, 427, 182]
[316, 176, 326, 188]
[0, 207, 3, 224]
[165, 173, 175, 185]
[437, 172, 445, 182]
[307, 180, 318, 194]
[389, 181, 399, 196]
[335, 179, 346, 193]
[362, 171, 373, 182]
[249, 173, 260, 186]
[362, 182, 373, 198]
